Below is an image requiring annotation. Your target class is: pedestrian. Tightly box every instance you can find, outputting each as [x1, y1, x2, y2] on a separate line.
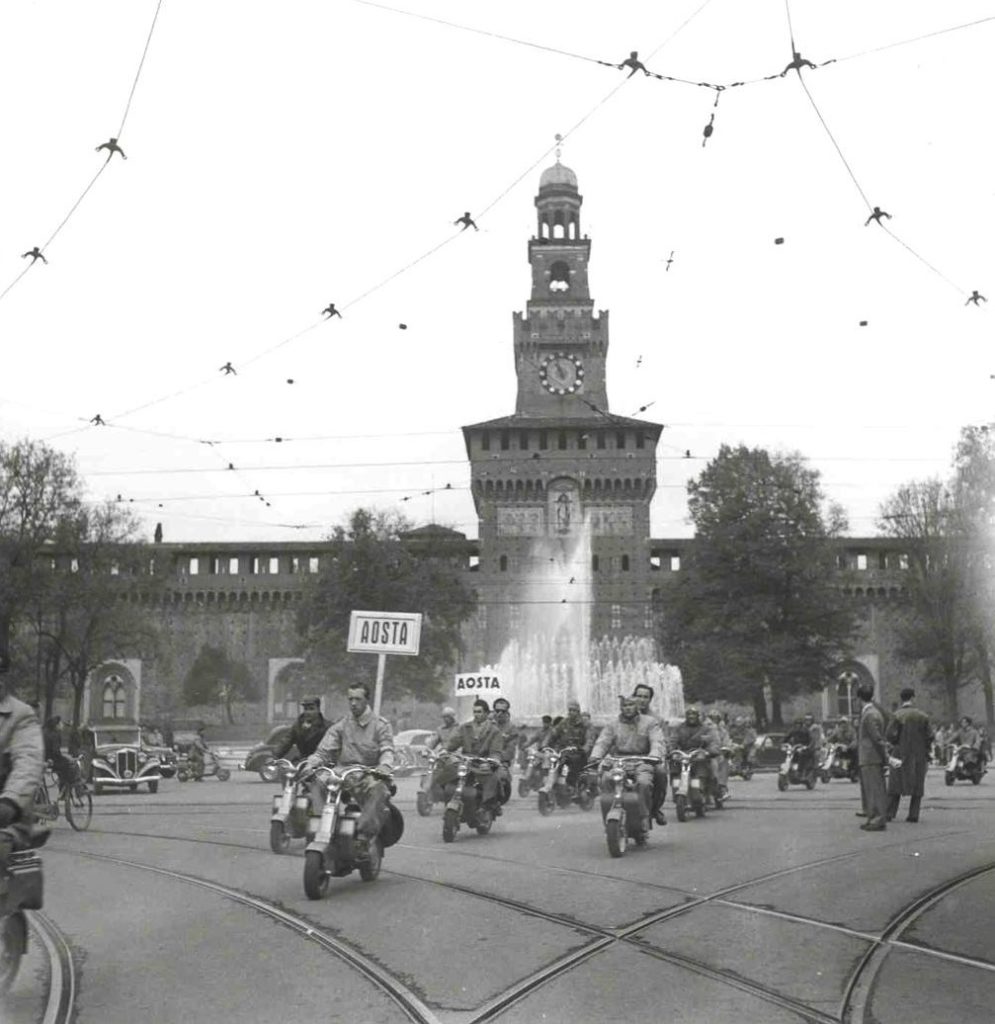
[885, 688, 933, 823]
[856, 682, 888, 831]
[20, 247, 47, 265]
[95, 137, 127, 160]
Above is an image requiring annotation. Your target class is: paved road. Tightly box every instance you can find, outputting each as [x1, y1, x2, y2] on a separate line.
[4, 767, 994, 1023]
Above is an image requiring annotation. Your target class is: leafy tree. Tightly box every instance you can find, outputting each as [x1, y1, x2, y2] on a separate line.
[881, 426, 995, 724]
[297, 509, 476, 703]
[660, 445, 857, 726]
[23, 502, 162, 726]
[182, 644, 258, 723]
[0, 439, 82, 681]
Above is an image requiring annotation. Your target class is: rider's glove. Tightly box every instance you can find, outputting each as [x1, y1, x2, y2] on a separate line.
[0, 799, 20, 827]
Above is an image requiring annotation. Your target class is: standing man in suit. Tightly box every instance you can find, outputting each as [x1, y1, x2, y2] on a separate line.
[885, 688, 933, 823]
[857, 682, 888, 831]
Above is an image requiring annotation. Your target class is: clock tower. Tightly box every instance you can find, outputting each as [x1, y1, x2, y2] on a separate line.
[462, 162, 663, 666]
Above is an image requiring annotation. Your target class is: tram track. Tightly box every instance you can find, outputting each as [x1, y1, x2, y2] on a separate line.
[48, 825, 993, 1024]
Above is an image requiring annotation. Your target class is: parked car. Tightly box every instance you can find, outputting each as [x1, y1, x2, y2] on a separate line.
[750, 733, 787, 772]
[243, 725, 293, 781]
[393, 729, 434, 775]
[83, 723, 164, 794]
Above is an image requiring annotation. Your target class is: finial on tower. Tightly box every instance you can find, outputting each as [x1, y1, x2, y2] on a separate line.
[554, 133, 563, 162]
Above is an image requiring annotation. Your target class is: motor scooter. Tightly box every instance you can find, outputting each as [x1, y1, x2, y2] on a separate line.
[777, 743, 816, 791]
[300, 764, 402, 899]
[268, 758, 313, 853]
[177, 748, 231, 782]
[725, 743, 754, 781]
[416, 750, 441, 816]
[0, 831, 47, 993]
[669, 748, 716, 820]
[945, 745, 987, 786]
[820, 743, 858, 784]
[597, 755, 660, 857]
[538, 746, 596, 814]
[518, 746, 552, 798]
[439, 753, 502, 842]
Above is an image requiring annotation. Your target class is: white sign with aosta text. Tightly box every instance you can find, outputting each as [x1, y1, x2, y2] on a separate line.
[454, 672, 503, 696]
[347, 611, 422, 656]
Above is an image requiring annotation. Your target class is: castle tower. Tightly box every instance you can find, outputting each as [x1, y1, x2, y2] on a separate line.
[462, 163, 663, 665]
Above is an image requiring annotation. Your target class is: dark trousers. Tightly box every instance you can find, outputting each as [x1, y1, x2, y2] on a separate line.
[887, 792, 922, 822]
[860, 764, 887, 826]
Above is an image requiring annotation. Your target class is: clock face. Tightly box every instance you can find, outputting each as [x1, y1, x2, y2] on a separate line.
[539, 352, 584, 395]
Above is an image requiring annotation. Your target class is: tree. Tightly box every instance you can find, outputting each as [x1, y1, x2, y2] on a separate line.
[182, 644, 258, 723]
[660, 445, 857, 726]
[0, 439, 82, 681]
[23, 501, 162, 727]
[297, 509, 476, 702]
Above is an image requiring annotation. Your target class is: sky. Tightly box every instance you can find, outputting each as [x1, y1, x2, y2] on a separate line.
[1, 0, 993, 544]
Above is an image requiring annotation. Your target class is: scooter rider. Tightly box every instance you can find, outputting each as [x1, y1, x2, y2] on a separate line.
[490, 698, 516, 810]
[0, 657, 45, 863]
[672, 707, 720, 787]
[590, 695, 665, 834]
[188, 725, 210, 779]
[271, 697, 328, 762]
[727, 715, 757, 768]
[632, 685, 668, 825]
[434, 699, 504, 808]
[707, 710, 731, 797]
[300, 683, 394, 860]
[425, 707, 460, 751]
[549, 700, 589, 791]
[784, 717, 818, 777]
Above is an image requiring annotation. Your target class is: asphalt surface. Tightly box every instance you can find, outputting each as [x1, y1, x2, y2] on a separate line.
[3, 766, 994, 1024]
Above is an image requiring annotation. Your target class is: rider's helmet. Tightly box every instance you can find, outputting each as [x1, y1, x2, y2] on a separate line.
[685, 707, 701, 725]
[442, 706, 456, 721]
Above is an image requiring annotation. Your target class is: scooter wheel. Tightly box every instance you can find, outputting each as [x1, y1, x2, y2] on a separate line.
[820, 771, 831, 784]
[694, 800, 705, 818]
[218, 769, 231, 782]
[805, 776, 816, 790]
[303, 850, 329, 900]
[742, 766, 753, 781]
[269, 821, 290, 854]
[675, 794, 687, 822]
[945, 771, 955, 786]
[517, 778, 529, 798]
[578, 788, 594, 811]
[442, 808, 458, 843]
[606, 816, 626, 858]
[416, 791, 432, 817]
[777, 775, 789, 792]
[537, 792, 554, 817]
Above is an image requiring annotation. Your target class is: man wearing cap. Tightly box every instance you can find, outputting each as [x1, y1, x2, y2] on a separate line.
[426, 707, 460, 752]
[549, 700, 590, 793]
[272, 696, 329, 763]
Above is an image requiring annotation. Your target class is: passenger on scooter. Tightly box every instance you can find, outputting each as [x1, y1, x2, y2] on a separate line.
[0, 656, 45, 863]
[300, 683, 395, 860]
[434, 699, 504, 808]
[590, 696, 665, 834]
[632, 685, 669, 825]
[549, 700, 589, 790]
[271, 697, 328, 762]
[425, 707, 460, 752]
[490, 699, 517, 810]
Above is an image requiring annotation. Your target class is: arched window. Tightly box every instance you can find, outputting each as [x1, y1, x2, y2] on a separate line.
[549, 261, 571, 293]
[102, 675, 127, 719]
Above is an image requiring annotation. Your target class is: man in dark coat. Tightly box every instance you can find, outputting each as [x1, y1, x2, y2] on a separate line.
[271, 697, 328, 762]
[856, 682, 888, 831]
[885, 688, 933, 823]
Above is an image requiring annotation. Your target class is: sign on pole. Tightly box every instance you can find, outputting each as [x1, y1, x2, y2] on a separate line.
[454, 672, 503, 697]
[347, 611, 422, 656]
[347, 611, 423, 717]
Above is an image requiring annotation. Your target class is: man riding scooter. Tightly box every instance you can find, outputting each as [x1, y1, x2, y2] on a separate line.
[271, 697, 328, 763]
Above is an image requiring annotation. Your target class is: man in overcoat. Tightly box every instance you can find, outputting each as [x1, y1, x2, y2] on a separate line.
[885, 688, 933, 823]
[856, 682, 888, 831]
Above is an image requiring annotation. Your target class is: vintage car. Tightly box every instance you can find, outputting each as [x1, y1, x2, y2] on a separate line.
[242, 725, 293, 781]
[83, 724, 164, 794]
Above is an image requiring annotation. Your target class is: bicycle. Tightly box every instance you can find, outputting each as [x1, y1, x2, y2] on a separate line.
[33, 757, 93, 832]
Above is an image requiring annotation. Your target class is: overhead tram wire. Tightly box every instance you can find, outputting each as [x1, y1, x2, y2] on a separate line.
[783, 0, 970, 299]
[0, 0, 165, 310]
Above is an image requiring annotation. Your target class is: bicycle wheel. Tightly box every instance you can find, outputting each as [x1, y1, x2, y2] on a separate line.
[64, 783, 93, 831]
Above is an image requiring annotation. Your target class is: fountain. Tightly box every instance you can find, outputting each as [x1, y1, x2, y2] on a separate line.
[489, 515, 684, 723]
